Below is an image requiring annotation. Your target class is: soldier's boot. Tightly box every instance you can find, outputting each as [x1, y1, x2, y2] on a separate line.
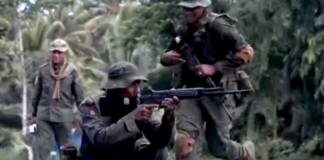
[243, 141, 256, 160]
[60, 145, 77, 160]
[175, 132, 195, 159]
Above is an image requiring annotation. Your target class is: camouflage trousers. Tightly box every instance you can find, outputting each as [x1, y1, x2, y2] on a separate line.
[175, 95, 245, 160]
[32, 120, 73, 160]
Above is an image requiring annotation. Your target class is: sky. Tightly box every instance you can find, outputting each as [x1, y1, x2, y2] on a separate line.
[17, 0, 37, 13]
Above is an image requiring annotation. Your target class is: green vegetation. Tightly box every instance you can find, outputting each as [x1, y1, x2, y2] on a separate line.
[0, 0, 324, 159]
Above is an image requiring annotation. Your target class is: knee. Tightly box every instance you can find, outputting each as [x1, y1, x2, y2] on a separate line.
[153, 147, 168, 160]
[208, 144, 226, 158]
[208, 142, 242, 160]
[175, 132, 196, 159]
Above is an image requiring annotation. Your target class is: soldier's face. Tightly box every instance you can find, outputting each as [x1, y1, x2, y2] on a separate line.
[51, 50, 66, 64]
[123, 80, 141, 98]
[184, 7, 206, 24]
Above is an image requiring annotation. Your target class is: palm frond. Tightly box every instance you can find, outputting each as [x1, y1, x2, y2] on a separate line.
[67, 40, 99, 56]
[45, 20, 66, 39]
[65, 30, 90, 43]
[83, 15, 105, 31]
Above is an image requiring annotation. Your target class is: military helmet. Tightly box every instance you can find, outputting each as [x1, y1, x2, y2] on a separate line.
[178, 0, 212, 8]
[105, 61, 147, 90]
[50, 39, 68, 52]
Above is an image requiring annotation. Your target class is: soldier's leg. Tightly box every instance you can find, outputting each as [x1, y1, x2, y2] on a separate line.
[201, 95, 255, 160]
[53, 122, 73, 149]
[135, 145, 168, 160]
[175, 99, 205, 160]
[33, 120, 55, 160]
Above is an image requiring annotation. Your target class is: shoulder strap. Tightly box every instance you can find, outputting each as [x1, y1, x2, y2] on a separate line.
[207, 12, 220, 24]
[207, 12, 238, 27]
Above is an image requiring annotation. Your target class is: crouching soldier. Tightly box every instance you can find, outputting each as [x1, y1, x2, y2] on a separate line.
[79, 61, 178, 160]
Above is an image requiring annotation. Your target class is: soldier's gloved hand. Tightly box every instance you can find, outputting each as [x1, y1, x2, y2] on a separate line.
[161, 96, 180, 115]
[134, 104, 159, 122]
[161, 51, 186, 65]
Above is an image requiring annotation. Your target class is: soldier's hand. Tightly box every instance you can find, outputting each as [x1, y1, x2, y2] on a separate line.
[195, 64, 217, 77]
[161, 51, 186, 64]
[134, 104, 159, 122]
[162, 96, 180, 115]
[27, 116, 36, 125]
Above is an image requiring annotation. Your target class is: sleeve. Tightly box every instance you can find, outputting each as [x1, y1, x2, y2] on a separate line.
[160, 25, 188, 66]
[31, 70, 42, 117]
[160, 40, 180, 66]
[136, 112, 175, 147]
[212, 16, 254, 73]
[71, 70, 85, 107]
[80, 98, 142, 148]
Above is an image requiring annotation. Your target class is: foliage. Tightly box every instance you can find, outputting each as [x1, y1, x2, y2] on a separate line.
[0, 0, 323, 159]
[0, 128, 15, 150]
[226, 0, 324, 142]
[0, 129, 31, 160]
[0, 38, 20, 87]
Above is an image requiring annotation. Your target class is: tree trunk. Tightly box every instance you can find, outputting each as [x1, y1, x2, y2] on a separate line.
[18, 12, 33, 160]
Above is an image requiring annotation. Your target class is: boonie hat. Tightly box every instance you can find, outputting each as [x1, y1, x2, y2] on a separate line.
[178, 0, 212, 8]
[50, 39, 68, 52]
[106, 61, 148, 89]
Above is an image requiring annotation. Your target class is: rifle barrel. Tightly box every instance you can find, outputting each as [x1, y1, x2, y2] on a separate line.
[200, 88, 254, 95]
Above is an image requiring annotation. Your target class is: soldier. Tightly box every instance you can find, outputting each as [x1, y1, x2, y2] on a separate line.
[160, 0, 256, 160]
[79, 61, 178, 160]
[30, 39, 84, 160]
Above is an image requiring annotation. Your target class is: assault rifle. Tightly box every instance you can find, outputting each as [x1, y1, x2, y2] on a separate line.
[167, 21, 217, 88]
[139, 87, 254, 106]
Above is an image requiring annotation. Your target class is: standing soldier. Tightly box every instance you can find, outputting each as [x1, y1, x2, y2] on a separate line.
[160, 0, 256, 160]
[79, 61, 178, 160]
[30, 39, 84, 160]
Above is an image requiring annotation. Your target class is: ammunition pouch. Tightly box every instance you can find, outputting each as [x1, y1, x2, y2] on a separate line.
[171, 64, 185, 89]
[236, 70, 254, 90]
[233, 70, 254, 106]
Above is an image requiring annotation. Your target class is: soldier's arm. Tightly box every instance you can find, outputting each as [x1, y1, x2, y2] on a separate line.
[160, 40, 179, 66]
[71, 70, 85, 107]
[136, 112, 175, 147]
[212, 17, 254, 73]
[31, 70, 42, 117]
[80, 98, 141, 148]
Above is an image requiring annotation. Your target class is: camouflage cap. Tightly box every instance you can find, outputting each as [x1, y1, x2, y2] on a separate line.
[50, 39, 68, 52]
[106, 61, 147, 89]
[178, 0, 211, 8]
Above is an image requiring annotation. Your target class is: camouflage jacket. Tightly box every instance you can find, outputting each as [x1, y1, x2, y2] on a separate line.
[164, 12, 253, 91]
[79, 93, 175, 160]
[31, 62, 84, 122]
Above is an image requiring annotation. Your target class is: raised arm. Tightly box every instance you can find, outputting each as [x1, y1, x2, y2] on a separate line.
[212, 15, 254, 73]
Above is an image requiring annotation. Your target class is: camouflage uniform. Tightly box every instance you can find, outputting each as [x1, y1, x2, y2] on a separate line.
[31, 39, 84, 160]
[161, 0, 255, 160]
[79, 61, 175, 160]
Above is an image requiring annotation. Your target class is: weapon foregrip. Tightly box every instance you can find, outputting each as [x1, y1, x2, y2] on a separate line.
[139, 96, 167, 105]
[139, 89, 200, 106]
